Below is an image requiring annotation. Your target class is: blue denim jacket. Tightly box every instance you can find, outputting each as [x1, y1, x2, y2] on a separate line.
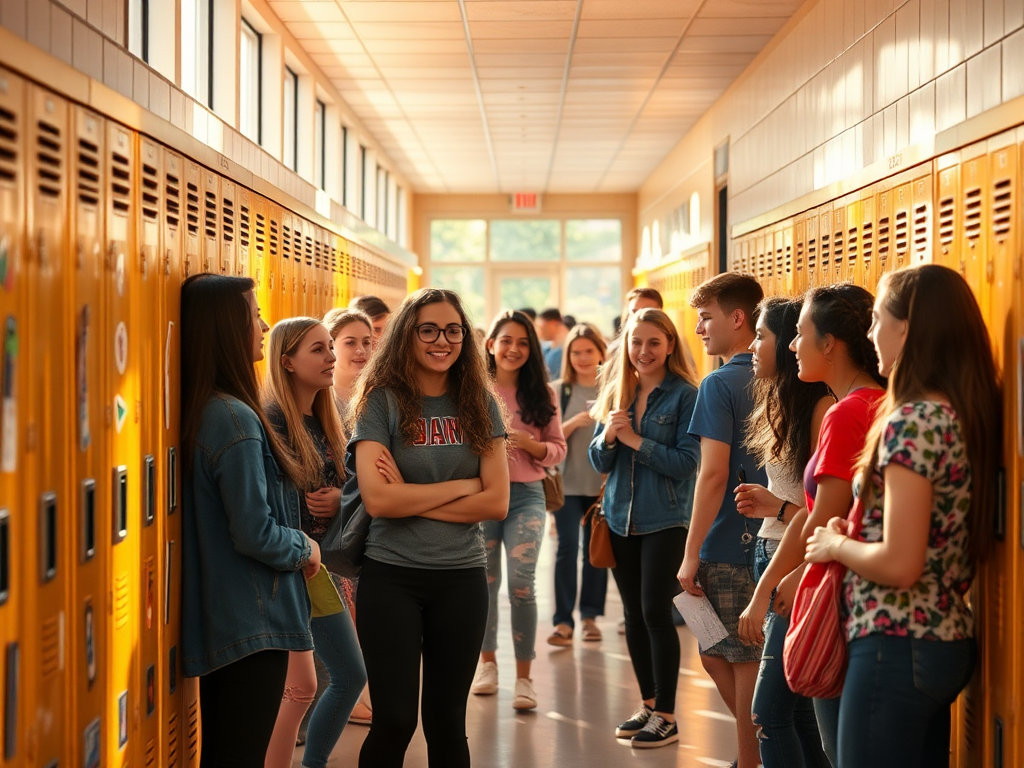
[589, 373, 700, 536]
[182, 395, 313, 677]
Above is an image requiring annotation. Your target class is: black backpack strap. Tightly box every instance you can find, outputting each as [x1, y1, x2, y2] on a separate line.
[560, 382, 572, 416]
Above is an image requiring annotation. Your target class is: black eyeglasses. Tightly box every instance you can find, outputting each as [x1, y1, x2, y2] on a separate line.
[415, 324, 467, 344]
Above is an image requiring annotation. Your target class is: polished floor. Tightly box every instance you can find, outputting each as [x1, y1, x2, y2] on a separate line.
[294, 530, 740, 767]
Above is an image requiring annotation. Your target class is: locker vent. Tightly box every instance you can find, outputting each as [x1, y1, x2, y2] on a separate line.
[203, 191, 217, 239]
[833, 227, 844, 277]
[141, 163, 159, 221]
[877, 216, 890, 268]
[254, 212, 265, 254]
[783, 242, 792, 276]
[315, 238, 324, 272]
[756, 245, 765, 280]
[912, 204, 928, 262]
[775, 243, 783, 278]
[806, 233, 817, 274]
[145, 738, 157, 767]
[187, 698, 199, 759]
[115, 570, 130, 629]
[36, 120, 62, 198]
[0, 105, 15, 182]
[304, 235, 313, 267]
[992, 178, 1012, 241]
[110, 150, 131, 214]
[77, 138, 100, 207]
[330, 245, 339, 273]
[165, 172, 180, 229]
[167, 711, 179, 767]
[820, 231, 830, 273]
[894, 210, 909, 260]
[847, 228, 858, 274]
[282, 224, 292, 262]
[222, 195, 234, 244]
[861, 221, 873, 274]
[964, 187, 982, 241]
[795, 239, 804, 273]
[269, 217, 279, 257]
[240, 204, 250, 249]
[41, 615, 60, 676]
[186, 182, 199, 236]
[938, 196, 955, 252]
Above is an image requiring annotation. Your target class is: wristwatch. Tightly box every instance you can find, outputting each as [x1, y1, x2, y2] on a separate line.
[776, 500, 791, 523]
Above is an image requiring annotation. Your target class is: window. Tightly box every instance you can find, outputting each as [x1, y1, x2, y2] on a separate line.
[239, 18, 261, 143]
[431, 220, 486, 262]
[432, 266, 485, 328]
[376, 166, 388, 232]
[566, 219, 621, 262]
[314, 100, 326, 190]
[283, 67, 298, 171]
[181, 0, 212, 107]
[340, 125, 348, 207]
[563, 266, 622, 330]
[128, 0, 149, 62]
[395, 185, 405, 247]
[490, 220, 559, 261]
[359, 145, 367, 220]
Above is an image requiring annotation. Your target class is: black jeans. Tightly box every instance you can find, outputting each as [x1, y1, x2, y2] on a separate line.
[356, 558, 488, 768]
[199, 649, 289, 768]
[609, 526, 688, 714]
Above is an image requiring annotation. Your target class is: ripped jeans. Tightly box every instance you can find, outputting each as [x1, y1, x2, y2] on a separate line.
[481, 480, 547, 661]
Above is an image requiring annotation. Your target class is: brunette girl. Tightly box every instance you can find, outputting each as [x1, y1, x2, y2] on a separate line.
[548, 323, 609, 646]
[348, 288, 509, 768]
[472, 310, 567, 710]
[262, 318, 366, 768]
[589, 308, 700, 749]
[180, 274, 319, 767]
[806, 265, 999, 767]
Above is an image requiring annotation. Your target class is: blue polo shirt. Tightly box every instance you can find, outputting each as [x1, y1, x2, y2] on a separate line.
[688, 353, 767, 565]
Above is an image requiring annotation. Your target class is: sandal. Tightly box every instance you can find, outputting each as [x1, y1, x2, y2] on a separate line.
[581, 619, 602, 642]
[547, 624, 573, 646]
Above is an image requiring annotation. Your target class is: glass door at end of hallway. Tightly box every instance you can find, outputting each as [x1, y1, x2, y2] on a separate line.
[488, 267, 560, 327]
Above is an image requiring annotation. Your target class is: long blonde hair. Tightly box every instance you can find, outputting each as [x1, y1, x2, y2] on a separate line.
[591, 308, 696, 422]
[262, 317, 348, 491]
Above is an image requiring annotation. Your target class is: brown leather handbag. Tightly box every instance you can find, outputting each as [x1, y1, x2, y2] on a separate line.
[582, 483, 615, 568]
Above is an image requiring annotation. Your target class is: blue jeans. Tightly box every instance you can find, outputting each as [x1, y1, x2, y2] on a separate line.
[552, 494, 607, 628]
[481, 480, 547, 661]
[752, 539, 831, 768]
[303, 606, 367, 768]
[837, 634, 975, 768]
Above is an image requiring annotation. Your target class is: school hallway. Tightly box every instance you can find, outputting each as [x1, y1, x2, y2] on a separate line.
[293, 531, 741, 767]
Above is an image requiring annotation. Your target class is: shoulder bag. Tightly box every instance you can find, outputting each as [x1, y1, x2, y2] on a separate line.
[581, 481, 615, 568]
[782, 496, 865, 699]
[541, 382, 573, 512]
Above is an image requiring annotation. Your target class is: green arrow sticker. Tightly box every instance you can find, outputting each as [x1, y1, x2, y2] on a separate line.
[114, 394, 128, 434]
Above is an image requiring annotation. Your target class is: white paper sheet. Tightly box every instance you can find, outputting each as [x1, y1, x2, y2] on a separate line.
[673, 591, 730, 653]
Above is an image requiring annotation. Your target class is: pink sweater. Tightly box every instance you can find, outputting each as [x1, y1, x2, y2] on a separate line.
[493, 383, 567, 483]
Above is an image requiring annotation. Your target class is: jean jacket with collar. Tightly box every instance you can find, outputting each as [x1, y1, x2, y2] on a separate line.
[589, 372, 700, 536]
[182, 394, 313, 677]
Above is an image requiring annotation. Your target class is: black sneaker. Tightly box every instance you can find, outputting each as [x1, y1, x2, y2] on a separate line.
[630, 713, 678, 749]
[615, 704, 653, 738]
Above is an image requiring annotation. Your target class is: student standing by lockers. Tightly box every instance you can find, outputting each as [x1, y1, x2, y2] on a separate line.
[589, 308, 701, 749]
[348, 288, 509, 768]
[180, 274, 319, 768]
[472, 310, 567, 711]
[677, 272, 767, 768]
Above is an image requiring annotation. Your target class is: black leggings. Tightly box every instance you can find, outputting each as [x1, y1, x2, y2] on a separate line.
[356, 558, 488, 768]
[199, 649, 289, 768]
[610, 526, 688, 714]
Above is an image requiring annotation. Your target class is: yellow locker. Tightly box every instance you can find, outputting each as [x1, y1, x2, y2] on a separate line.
[266, 200, 287, 324]
[793, 216, 806, 294]
[780, 220, 794, 297]
[183, 163, 201, 279]
[936, 162, 961, 272]
[200, 168, 219, 276]
[219, 177, 237, 278]
[910, 174, 932, 267]
[298, 218, 314, 318]
[25, 83, 72, 768]
[754, 231, 766, 287]
[284, 212, 300, 320]
[773, 223, 786, 296]
[0, 65, 26, 768]
[137, 135, 164, 767]
[960, 152, 989, 312]
[875, 185, 894, 286]
[831, 201, 846, 286]
[859, 189, 876, 290]
[236, 185, 252, 280]
[890, 179, 913, 274]
[104, 119, 139, 768]
[844, 195, 862, 287]
[70, 105, 109, 768]
[817, 204, 832, 289]
[159, 147, 184, 768]
[251, 193, 271, 313]
[804, 210, 818, 291]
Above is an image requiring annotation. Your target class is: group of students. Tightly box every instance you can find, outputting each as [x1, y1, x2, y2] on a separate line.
[179, 261, 998, 768]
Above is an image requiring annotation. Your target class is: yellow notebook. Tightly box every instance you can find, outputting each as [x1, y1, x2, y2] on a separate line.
[307, 567, 346, 618]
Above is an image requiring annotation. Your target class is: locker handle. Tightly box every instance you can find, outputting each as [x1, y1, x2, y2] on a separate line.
[81, 479, 96, 562]
[167, 446, 178, 514]
[113, 466, 128, 544]
[0, 508, 9, 605]
[144, 455, 156, 526]
[39, 492, 57, 583]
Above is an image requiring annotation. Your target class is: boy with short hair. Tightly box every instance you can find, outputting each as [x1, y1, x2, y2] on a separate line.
[678, 272, 766, 768]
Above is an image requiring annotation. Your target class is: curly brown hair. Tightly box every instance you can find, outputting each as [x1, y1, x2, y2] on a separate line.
[348, 288, 502, 456]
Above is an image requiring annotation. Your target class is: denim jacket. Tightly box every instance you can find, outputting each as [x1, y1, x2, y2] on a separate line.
[589, 373, 700, 536]
[182, 395, 313, 677]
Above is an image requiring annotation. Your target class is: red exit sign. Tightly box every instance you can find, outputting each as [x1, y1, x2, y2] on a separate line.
[511, 193, 541, 213]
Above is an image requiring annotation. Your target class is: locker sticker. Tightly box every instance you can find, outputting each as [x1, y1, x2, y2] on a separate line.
[115, 251, 125, 297]
[165, 322, 174, 431]
[114, 322, 128, 375]
[77, 306, 91, 450]
[146, 665, 155, 717]
[114, 395, 128, 434]
[0, 234, 10, 290]
[2, 317, 17, 474]
[83, 716, 100, 768]
[118, 690, 128, 749]
[85, 600, 96, 688]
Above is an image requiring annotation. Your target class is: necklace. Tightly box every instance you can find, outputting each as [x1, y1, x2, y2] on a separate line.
[841, 371, 867, 399]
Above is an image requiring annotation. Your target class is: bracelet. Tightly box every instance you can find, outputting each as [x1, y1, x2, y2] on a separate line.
[776, 500, 790, 523]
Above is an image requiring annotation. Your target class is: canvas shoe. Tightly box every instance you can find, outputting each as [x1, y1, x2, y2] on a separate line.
[470, 661, 498, 695]
[630, 713, 678, 749]
[614, 703, 653, 738]
[512, 678, 537, 710]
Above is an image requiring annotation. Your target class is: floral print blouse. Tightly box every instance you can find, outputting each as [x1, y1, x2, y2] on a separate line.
[844, 401, 974, 642]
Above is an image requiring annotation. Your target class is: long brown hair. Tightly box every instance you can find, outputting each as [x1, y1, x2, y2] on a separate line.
[349, 288, 500, 455]
[262, 318, 349, 490]
[857, 265, 1001, 564]
[485, 310, 556, 428]
[179, 274, 299, 479]
[559, 323, 607, 384]
[591, 308, 697, 423]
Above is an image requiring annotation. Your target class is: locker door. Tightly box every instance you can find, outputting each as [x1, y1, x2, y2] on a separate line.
[25, 84, 72, 768]
[201, 169, 219, 275]
[817, 205, 831, 288]
[283, 213, 299, 320]
[267, 203, 286, 324]
[890, 180, 913, 273]
[70, 105, 108, 768]
[754, 231, 766, 289]
[219, 177, 237, 278]
[910, 174, 933, 266]
[860, 191, 876, 290]
[251, 194, 270, 312]
[793, 217, 806, 293]
[0, 66, 26, 768]
[105, 120, 139, 768]
[961, 153, 989, 313]
[831, 202, 846, 286]
[237, 186, 252, 280]
[781, 221, 794, 296]
[875, 186, 893, 285]
[137, 136, 163, 767]
[845, 196, 862, 287]
[805, 211, 818, 289]
[183, 163, 201, 279]
[299, 221, 314, 317]
[773, 224, 785, 296]
[936, 163, 960, 272]
[159, 148, 184, 768]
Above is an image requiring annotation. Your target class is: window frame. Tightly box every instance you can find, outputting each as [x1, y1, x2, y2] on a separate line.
[283, 66, 298, 172]
[239, 17, 262, 145]
[314, 99, 326, 190]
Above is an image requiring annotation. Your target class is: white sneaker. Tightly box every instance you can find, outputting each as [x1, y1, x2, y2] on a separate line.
[470, 661, 498, 695]
[512, 677, 537, 710]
